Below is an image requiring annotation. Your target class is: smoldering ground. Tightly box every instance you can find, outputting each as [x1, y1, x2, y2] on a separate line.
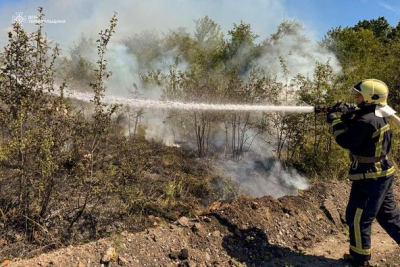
[216, 151, 309, 199]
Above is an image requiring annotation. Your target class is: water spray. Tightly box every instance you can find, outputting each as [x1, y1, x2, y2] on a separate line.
[65, 91, 315, 113]
[64, 90, 310, 113]
[64, 90, 400, 126]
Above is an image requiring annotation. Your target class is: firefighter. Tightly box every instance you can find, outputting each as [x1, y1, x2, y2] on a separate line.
[327, 79, 400, 267]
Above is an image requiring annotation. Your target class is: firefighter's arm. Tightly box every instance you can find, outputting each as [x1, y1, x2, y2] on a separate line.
[331, 118, 374, 149]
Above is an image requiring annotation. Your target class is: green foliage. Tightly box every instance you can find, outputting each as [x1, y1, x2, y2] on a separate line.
[227, 21, 259, 51]
[57, 36, 96, 90]
[324, 17, 400, 110]
[195, 16, 224, 49]
[123, 30, 162, 71]
[353, 17, 392, 42]
[194, 16, 226, 72]
[164, 27, 195, 62]
[90, 12, 118, 124]
[225, 21, 261, 75]
[270, 20, 307, 43]
[0, 7, 77, 242]
[325, 27, 383, 81]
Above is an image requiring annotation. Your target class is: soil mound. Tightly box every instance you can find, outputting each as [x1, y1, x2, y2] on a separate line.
[5, 180, 400, 267]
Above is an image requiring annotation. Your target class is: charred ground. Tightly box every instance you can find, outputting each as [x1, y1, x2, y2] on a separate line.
[3, 160, 400, 266]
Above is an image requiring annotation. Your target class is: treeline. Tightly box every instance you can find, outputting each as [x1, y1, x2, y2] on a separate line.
[325, 17, 400, 110]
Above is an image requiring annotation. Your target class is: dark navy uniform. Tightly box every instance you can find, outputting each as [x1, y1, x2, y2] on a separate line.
[332, 104, 400, 264]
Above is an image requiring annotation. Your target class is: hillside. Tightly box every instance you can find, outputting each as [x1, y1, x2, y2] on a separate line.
[5, 179, 400, 267]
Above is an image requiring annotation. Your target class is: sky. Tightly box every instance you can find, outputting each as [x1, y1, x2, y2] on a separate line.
[0, 0, 400, 53]
[286, 0, 400, 38]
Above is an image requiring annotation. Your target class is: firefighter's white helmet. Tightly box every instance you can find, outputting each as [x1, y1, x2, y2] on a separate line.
[353, 79, 389, 106]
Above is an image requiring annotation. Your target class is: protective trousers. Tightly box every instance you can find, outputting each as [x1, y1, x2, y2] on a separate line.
[346, 175, 400, 263]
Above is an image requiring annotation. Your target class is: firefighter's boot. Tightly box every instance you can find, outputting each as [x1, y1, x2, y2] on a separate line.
[343, 253, 375, 267]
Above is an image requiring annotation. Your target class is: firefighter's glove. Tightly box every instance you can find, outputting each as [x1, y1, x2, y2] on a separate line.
[330, 101, 342, 113]
[326, 113, 338, 124]
[342, 103, 357, 114]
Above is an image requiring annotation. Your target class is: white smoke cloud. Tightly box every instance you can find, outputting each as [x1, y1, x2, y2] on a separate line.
[253, 22, 341, 82]
[142, 110, 179, 146]
[218, 151, 309, 198]
[0, 0, 286, 52]
[104, 43, 139, 96]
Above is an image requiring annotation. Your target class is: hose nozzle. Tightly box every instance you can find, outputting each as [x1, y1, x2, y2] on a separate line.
[314, 101, 357, 114]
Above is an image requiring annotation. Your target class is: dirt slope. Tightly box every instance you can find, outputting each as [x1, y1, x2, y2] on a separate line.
[5, 180, 400, 267]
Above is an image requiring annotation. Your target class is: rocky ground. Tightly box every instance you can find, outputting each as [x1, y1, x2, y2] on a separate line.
[3, 179, 400, 267]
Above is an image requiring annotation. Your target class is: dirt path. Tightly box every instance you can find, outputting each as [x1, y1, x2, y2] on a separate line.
[6, 220, 399, 267]
[303, 223, 399, 266]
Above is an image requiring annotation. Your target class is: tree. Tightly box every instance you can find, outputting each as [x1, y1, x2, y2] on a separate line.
[195, 16, 224, 49]
[0, 8, 76, 242]
[324, 27, 384, 83]
[164, 27, 196, 63]
[57, 36, 96, 90]
[123, 30, 162, 72]
[269, 20, 308, 43]
[353, 17, 392, 42]
[225, 21, 261, 75]
[193, 16, 226, 72]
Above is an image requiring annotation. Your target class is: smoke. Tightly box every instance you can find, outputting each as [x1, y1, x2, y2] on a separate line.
[0, 0, 286, 51]
[218, 153, 308, 198]
[104, 43, 140, 97]
[141, 110, 180, 146]
[211, 125, 310, 198]
[253, 21, 341, 82]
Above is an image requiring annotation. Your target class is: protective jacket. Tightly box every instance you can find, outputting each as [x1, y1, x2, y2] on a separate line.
[332, 104, 396, 180]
